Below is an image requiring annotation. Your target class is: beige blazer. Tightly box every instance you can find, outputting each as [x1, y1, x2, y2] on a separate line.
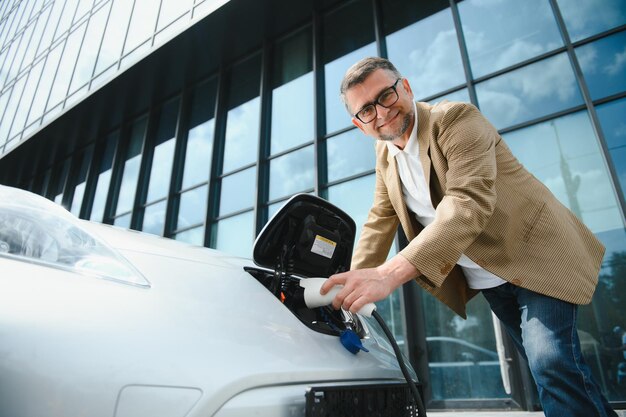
[351, 101, 605, 318]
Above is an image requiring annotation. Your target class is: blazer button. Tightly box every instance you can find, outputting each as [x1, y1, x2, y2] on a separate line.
[440, 263, 453, 275]
[510, 278, 522, 286]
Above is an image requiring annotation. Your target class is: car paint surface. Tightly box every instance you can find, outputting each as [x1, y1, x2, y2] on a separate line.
[0, 219, 407, 417]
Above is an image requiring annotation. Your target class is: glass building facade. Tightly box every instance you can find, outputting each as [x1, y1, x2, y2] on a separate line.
[0, 0, 625, 411]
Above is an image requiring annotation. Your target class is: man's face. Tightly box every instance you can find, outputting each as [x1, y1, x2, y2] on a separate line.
[345, 69, 415, 143]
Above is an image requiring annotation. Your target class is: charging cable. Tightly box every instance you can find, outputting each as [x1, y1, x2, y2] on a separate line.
[372, 309, 427, 416]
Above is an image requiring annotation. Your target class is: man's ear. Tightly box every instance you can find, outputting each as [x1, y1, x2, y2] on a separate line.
[352, 117, 366, 133]
[402, 78, 414, 99]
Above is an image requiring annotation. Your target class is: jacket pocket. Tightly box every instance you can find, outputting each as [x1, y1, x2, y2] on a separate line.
[522, 201, 545, 242]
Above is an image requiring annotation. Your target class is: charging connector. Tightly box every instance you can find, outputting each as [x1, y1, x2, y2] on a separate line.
[300, 277, 376, 317]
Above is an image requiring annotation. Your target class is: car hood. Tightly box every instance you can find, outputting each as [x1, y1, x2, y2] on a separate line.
[79, 220, 253, 270]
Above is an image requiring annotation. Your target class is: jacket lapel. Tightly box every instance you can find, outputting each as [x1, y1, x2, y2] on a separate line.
[416, 102, 431, 188]
[385, 152, 416, 240]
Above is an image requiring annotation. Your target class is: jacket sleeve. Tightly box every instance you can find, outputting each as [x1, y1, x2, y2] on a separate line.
[399, 103, 499, 286]
[351, 165, 400, 270]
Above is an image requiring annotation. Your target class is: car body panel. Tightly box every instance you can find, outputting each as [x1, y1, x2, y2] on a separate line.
[1, 214, 406, 417]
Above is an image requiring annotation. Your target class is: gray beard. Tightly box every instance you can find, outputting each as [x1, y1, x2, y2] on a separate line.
[378, 112, 413, 142]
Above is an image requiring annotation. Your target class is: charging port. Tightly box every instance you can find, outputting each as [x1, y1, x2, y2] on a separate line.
[244, 266, 365, 338]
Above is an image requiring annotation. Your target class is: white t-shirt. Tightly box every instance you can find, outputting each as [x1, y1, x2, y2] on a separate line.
[386, 103, 506, 290]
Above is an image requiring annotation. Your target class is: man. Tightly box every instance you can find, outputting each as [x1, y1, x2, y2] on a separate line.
[320, 57, 617, 416]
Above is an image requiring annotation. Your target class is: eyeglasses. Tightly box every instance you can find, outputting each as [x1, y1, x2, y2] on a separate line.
[353, 78, 402, 124]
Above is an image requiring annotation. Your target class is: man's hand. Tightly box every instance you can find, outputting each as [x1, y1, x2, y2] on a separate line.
[320, 255, 420, 314]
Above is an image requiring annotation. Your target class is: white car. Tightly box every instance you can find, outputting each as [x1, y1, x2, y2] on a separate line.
[0, 185, 419, 417]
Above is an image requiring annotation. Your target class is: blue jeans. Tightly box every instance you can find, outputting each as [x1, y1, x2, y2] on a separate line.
[481, 283, 617, 417]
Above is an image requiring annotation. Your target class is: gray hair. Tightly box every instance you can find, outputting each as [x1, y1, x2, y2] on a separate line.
[339, 57, 402, 114]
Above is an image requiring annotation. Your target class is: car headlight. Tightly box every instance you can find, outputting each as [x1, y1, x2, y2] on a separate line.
[0, 185, 149, 287]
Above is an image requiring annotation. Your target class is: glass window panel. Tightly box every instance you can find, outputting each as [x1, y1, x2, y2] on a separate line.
[0, 92, 11, 146]
[503, 111, 622, 234]
[476, 53, 583, 130]
[271, 28, 313, 155]
[597, 98, 626, 198]
[15, 0, 30, 28]
[69, 145, 94, 216]
[10, 58, 45, 137]
[70, 177, 86, 215]
[142, 200, 167, 235]
[54, 0, 79, 41]
[21, 0, 38, 25]
[116, 116, 147, 215]
[153, 11, 189, 45]
[94, 0, 133, 75]
[424, 293, 509, 399]
[267, 200, 283, 221]
[65, 84, 87, 109]
[581, 226, 626, 402]
[177, 185, 207, 229]
[157, 0, 192, 31]
[33, 169, 52, 195]
[193, 0, 229, 20]
[47, 22, 87, 110]
[459, 0, 562, 78]
[576, 31, 626, 101]
[27, 44, 63, 125]
[556, 0, 626, 42]
[327, 173, 375, 251]
[90, 130, 118, 221]
[219, 167, 255, 216]
[6, 19, 35, 83]
[0, 51, 10, 79]
[6, 1, 25, 35]
[326, 129, 376, 183]
[0, 48, 6, 73]
[182, 79, 217, 189]
[28, 0, 46, 20]
[1, 36, 20, 86]
[323, 0, 376, 134]
[114, 212, 131, 228]
[608, 145, 626, 201]
[74, 0, 95, 24]
[385, 0, 466, 100]
[51, 158, 72, 206]
[213, 210, 254, 257]
[429, 88, 471, 105]
[0, 74, 26, 141]
[43, 104, 63, 125]
[19, 4, 51, 70]
[2, 1, 22, 42]
[69, 2, 109, 93]
[174, 226, 204, 246]
[269, 145, 314, 200]
[223, 54, 261, 173]
[35, 0, 65, 56]
[146, 98, 179, 202]
[123, 0, 159, 56]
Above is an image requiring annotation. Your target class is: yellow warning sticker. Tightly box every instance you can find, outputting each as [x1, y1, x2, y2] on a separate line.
[311, 234, 337, 259]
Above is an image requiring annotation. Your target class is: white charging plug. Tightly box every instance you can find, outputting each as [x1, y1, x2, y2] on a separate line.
[299, 277, 376, 318]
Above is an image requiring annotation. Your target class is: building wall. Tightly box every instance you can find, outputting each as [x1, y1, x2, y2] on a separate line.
[0, 0, 227, 153]
[1, 0, 625, 409]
